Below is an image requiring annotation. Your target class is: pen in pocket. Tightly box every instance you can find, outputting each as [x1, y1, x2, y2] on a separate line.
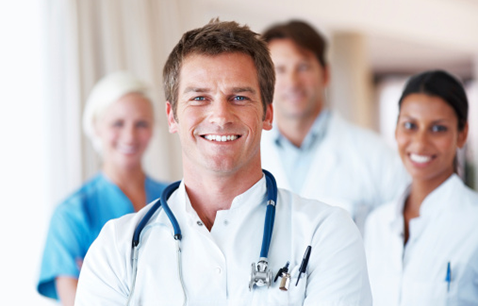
[445, 261, 451, 292]
[296, 246, 311, 286]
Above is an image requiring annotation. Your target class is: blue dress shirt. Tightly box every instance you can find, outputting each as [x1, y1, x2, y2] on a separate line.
[272, 110, 330, 194]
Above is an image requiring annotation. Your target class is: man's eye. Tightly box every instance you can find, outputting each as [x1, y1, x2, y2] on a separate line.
[275, 67, 285, 74]
[136, 121, 150, 128]
[234, 96, 246, 101]
[193, 96, 205, 101]
[298, 64, 310, 71]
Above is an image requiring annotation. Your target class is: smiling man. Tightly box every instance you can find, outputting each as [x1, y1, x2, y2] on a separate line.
[261, 20, 409, 231]
[75, 20, 372, 305]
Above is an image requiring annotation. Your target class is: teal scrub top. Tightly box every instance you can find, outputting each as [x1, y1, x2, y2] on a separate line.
[37, 173, 167, 300]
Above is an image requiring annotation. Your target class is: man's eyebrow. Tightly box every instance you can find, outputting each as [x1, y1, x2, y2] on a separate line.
[232, 87, 257, 94]
[183, 87, 210, 94]
[183, 87, 257, 94]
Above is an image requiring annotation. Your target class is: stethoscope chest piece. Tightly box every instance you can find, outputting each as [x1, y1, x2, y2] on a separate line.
[249, 257, 272, 290]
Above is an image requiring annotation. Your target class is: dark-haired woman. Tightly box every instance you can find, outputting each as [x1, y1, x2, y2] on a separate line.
[364, 70, 478, 306]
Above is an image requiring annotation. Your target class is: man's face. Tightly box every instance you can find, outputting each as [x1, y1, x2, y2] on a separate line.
[268, 38, 329, 121]
[166, 52, 273, 177]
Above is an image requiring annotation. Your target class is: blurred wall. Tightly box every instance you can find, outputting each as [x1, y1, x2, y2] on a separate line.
[12, 2, 478, 305]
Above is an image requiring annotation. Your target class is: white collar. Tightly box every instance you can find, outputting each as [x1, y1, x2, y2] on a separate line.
[175, 175, 268, 222]
[390, 186, 409, 235]
[390, 174, 463, 233]
[272, 109, 331, 150]
[419, 174, 462, 217]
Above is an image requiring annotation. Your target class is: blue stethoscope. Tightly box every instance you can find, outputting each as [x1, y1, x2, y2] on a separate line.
[126, 169, 278, 306]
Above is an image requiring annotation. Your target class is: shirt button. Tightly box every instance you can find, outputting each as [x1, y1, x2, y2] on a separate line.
[224, 220, 229, 225]
[215, 267, 222, 274]
[197, 221, 203, 226]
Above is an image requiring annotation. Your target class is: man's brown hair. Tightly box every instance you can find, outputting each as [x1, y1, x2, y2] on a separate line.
[163, 19, 275, 120]
[262, 20, 327, 68]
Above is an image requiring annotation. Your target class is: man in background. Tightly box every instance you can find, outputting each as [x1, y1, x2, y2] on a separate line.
[261, 20, 409, 231]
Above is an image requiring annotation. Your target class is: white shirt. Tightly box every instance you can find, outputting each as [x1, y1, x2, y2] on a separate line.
[76, 176, 372, 306]
[364, 174, 478, 306]
[262, 112, 410, 232]
[274, 110, 330, 194]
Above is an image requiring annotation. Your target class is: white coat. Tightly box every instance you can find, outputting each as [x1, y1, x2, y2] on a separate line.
[75, 176, 372, 306]
[261, 112, 409, 231]
[364, 174, 478, 306]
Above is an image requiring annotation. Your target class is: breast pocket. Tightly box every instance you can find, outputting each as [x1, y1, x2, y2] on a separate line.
[266, 264, 307, 306]
[401, 280, 450, 306]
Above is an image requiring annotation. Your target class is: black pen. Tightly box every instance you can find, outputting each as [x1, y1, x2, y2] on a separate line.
[296, 245, 312, 286]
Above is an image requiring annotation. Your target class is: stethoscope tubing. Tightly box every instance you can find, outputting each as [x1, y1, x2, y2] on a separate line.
[128, 170, 277, 305]
[134, 171, 277, 253]
[132, 181, 182, 247]
[260, 169, 277, 259]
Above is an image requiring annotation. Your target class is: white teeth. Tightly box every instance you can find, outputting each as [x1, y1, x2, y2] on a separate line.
[410, 153, 432, 163]
[204, 135, 238, 142]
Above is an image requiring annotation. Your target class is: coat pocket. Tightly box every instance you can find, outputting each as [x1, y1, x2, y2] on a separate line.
[266, 264, 307, 306]
[401, 279, 450, 306]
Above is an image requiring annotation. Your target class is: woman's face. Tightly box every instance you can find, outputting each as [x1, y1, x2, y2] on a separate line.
[395, 93, 467, 184]
[95, 93, 154, 170]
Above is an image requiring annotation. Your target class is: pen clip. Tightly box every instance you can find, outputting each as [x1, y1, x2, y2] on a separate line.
[274, 261, 290, 282]
[445, 261, 451, 292]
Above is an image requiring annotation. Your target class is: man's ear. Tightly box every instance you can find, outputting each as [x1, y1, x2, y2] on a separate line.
[166, 102, 178, 133]
[263, 103, 273, 131]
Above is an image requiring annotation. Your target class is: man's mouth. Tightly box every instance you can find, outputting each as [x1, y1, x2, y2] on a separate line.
[203, 134, 240, 142]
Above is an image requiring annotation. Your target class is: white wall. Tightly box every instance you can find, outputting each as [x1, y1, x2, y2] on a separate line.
[194, 0, 478, 52]
[0, 1, 55, 305]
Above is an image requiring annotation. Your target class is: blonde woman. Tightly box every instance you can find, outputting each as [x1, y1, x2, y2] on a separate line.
[37, 72, 167, 305]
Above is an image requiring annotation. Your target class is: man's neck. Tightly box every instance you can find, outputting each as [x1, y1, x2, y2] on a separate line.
[182, 163, 263, 231]
[277, 110, 321, 148]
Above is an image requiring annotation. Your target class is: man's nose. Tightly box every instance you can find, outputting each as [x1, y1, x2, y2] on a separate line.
[209, 99, 234, 126]
[283, 70, 300, 89]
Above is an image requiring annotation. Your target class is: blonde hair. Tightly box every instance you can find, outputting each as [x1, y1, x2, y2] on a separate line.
[83, 71, 153, 153]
